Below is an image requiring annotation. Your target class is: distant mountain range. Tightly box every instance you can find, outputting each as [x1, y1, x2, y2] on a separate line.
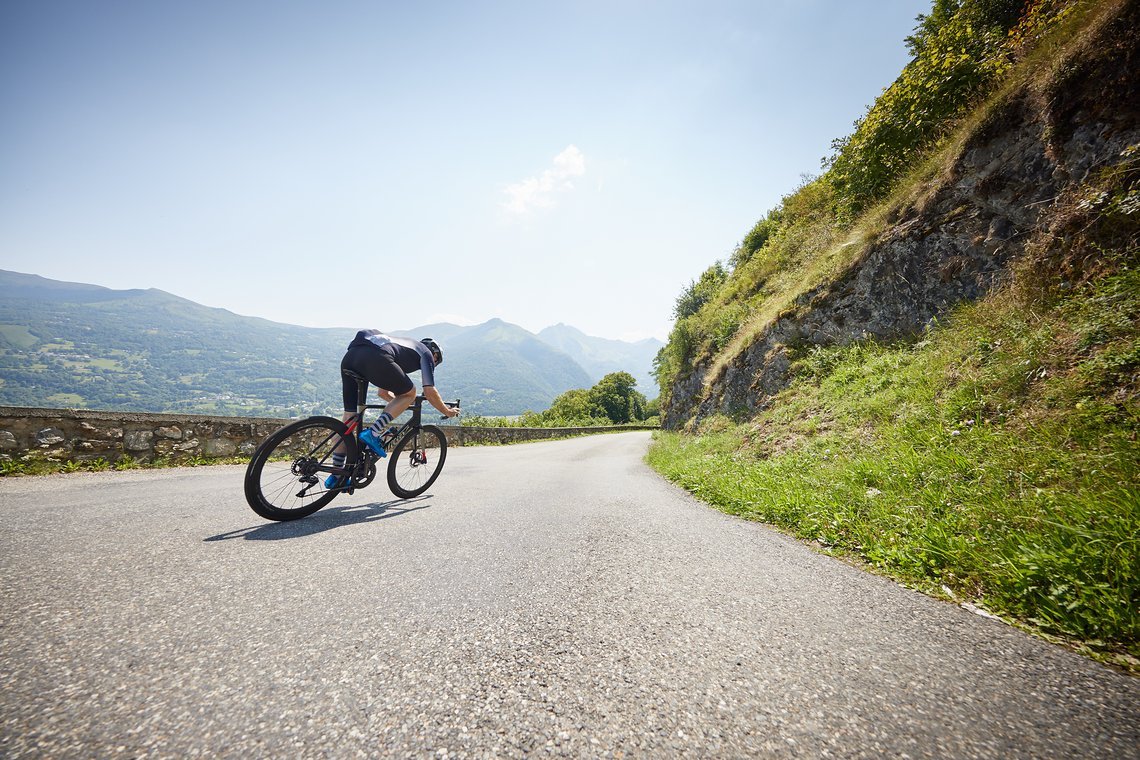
[0, 269, 662, 417]
[537, 323, 663, 392]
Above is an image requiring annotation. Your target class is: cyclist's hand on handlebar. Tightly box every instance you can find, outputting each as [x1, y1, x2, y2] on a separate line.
[441, 404, 460, 419]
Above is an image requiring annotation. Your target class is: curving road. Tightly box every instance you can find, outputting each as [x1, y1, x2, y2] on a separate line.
[1, 431, 1137, 758]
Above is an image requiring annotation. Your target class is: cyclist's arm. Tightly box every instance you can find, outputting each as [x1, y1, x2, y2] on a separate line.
[423, 386, 459, 417]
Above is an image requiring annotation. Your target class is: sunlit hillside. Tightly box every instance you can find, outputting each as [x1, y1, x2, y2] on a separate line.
[650, 0, 1139, 669]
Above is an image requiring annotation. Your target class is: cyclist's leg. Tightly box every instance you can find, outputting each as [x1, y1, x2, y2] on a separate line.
[332, 351, 361, 452]
[348, 346, 415, 453]
[359, 386, 414, 455]
[326, 351, 366, 488]
[361, 351, 414, 420]
[379, 386, 416, 420]
[346, 346, 411, 403]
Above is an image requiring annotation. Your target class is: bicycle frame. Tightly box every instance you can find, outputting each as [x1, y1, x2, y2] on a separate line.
[243, 371, 458, 517]
[342, 371, 428, 447]
[319, 371, 456, 488]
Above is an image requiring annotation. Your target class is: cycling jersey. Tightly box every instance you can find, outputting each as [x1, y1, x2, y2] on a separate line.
[347, 330, 436, 387]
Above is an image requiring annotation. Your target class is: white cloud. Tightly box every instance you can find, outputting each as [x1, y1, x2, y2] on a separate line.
[502, 145, 586, 216]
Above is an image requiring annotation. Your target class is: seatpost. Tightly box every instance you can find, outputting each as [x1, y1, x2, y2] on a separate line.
[342, 370, 370, 418]
[356, 377, 368, 415]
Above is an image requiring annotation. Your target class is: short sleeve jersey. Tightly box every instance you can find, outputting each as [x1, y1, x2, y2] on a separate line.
[349, 330, 437, 387]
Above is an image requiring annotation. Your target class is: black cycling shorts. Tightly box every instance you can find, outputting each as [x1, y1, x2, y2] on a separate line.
[340, 344, 414, 411]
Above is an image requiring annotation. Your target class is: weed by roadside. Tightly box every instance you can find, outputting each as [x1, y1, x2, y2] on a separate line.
[648, 217, 1139, 672]
[0, 454, 248, 476]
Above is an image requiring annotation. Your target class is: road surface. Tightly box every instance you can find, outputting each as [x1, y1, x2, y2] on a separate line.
[2, 432, 1137, 757]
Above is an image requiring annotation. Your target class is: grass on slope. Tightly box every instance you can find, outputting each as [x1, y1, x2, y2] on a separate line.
[664, 0, 1125, 398]
[649, 155, 1140, 670]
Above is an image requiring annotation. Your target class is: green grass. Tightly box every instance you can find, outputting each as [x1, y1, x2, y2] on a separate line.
[45, 393, 84, 406]
[0, 324, 38, 349]
[659, 0, 1127, 405]
[648, 228, 1140, 670]
[0, 453, 249, 477]
[650, 2, 1139, 670]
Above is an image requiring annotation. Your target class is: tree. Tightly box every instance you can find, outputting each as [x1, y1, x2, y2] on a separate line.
[537, 372, 651, 426]
[588, 372, 646, 424]
[546, 388, 599, 423]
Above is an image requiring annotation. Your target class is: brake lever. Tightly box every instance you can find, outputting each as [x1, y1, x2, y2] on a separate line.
[440, 399, 461, 421]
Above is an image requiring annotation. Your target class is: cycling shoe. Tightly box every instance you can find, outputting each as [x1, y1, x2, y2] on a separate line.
[359, 428, 387, 458]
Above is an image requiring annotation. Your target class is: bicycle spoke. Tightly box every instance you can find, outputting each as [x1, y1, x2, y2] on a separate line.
[387, 425, 447, 499]
[244, 417, 352, 521]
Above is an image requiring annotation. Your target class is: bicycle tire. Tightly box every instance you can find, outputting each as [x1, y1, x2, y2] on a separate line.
[244, 416, 357, 521]
[386, 424, 447, 499]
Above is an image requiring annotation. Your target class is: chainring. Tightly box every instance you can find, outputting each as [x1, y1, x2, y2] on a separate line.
[353, 458, 378, 488]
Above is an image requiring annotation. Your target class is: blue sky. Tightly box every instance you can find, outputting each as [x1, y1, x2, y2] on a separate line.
[1, 0, 928, 341]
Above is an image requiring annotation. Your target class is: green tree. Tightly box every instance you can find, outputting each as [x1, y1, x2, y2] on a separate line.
[546, 387, 599, 422]
[588, 372, 646, 424]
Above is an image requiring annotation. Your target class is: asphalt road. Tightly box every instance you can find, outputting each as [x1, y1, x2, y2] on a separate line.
[1, 431, 1137, 758]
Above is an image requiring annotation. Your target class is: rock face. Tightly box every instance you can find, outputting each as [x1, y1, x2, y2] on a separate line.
[664, 3, 1140, 429]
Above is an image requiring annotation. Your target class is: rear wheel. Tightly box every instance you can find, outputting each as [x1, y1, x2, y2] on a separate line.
[244, 416, 357, 521]
[386, 424, 447, 498]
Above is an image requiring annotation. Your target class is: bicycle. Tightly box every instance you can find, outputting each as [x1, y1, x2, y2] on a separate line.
[243, 369, 460, 521]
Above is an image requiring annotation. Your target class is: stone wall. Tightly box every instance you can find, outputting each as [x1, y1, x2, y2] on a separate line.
[0, 407, 288, 464]
[0, 406, 656, 466]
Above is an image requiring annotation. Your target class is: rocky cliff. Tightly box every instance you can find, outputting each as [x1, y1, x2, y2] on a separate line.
[664, 0, 1138, 429]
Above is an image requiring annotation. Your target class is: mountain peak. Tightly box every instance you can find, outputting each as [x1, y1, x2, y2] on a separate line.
[539, 323, 583, 337]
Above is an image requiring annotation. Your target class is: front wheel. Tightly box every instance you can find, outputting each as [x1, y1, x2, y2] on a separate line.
[244, 416, 357, 521]
[386, 424, 447, 498]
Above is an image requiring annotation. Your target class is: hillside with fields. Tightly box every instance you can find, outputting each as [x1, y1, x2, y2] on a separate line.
[0, 270, 659, 417]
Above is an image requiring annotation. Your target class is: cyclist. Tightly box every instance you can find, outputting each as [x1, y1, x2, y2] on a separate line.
[327, 330, 458, 488]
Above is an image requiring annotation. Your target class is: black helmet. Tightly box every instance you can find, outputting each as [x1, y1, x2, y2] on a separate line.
[421, 337, 442, 366]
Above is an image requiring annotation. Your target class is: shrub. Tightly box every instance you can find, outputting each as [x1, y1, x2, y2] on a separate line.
[825, 0, 1028, 221]
[673, 263, 728, 320]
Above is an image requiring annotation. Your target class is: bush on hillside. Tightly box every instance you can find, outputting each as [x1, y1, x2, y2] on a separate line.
[654, 0, 1083, 402]
[825, 0, 1028, 221]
